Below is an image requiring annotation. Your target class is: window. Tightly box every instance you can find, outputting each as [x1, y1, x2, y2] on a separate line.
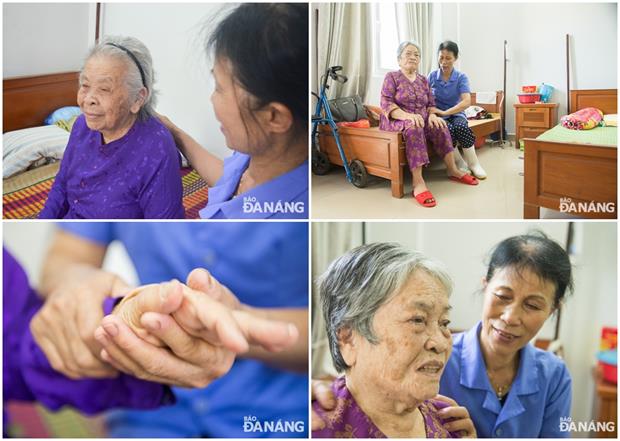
[372, 2, 400, 74]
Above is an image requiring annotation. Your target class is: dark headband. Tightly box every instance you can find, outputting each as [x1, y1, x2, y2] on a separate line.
[106, 42, 147, 89]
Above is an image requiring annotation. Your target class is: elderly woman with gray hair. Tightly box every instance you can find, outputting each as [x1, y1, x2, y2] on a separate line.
[313, 243, 475, 438]
[40, 36, 184, 219]
[380, 41, 478, 208]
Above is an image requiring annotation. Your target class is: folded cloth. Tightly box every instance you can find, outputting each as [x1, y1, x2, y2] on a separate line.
[560, 107, 603, 130]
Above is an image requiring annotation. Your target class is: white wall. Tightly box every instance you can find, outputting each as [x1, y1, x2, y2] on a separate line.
[3, 3, 94, 78]
[360, 221, 616, 429]
[365, 3, 617, 135]
[101, 3, 229, 159]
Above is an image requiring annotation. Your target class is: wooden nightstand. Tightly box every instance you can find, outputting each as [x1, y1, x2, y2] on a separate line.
[514, 102, 559, 147]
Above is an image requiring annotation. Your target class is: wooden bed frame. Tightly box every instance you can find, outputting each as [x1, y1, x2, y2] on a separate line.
[317, 91, 504, 198]
[3, 71, 79, 133]
[523, 89, 617, 219]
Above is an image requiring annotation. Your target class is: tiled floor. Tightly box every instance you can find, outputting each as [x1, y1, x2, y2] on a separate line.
[311, 144, 578, 219]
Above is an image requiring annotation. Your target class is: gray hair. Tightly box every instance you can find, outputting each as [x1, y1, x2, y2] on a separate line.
[397, 40, 421, 60]
[82, 35, 157, 121]
[318, 242, 453, 373]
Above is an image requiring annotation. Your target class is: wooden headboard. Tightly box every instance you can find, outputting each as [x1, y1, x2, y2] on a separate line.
[570, 89, 617, 114]
[470, 91, 504, 114]
[3, 71, 79, 133]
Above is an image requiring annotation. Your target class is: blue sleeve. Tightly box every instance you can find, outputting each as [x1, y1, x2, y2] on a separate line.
[540, 363, 572, 437]
[458, 73, 471, 95]
[59, 222, 115, 245]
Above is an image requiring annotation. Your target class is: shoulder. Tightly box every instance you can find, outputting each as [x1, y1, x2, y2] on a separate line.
[456, 70, 470, 83]
[69, 114, 89, 137]
[135, 116, 178, 158]
[528, 345, 572, 391]
[428, 70, 439, 82]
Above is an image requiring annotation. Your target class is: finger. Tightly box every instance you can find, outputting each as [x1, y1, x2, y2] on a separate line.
[133, 280, 185, 316]
[311, 409, 326, 431]
[232, 310, 298, 352]
[312, 379, 336, 410]
[64, 314, 117, 377]
[186, 269, 240, 309]
[433, 394, 457, 406]
[443, 419, 474, 435]
[98, 315, 207, 387]
[34, 334, 81, 379]
[437, 406, 467, 420]
[182, 289, 249, 353]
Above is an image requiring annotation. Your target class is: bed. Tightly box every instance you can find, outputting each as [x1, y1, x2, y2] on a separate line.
[523, 89, 617, 219]
[317, 91, 504, 198]
[2, 72, 208, 219]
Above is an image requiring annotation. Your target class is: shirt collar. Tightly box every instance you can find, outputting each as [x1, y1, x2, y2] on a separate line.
[459, 321, 540, 418]
[438, 68, 459, 84]
[200, 153, 308, 219]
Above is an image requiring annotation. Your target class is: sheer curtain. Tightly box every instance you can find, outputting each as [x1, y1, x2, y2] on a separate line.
[396, 3, 434, 75]
[316, 3, 371, 100]
[311, 222, 363, 377]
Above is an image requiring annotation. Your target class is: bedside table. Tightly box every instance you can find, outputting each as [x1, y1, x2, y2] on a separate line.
[514, 102, 559, 147]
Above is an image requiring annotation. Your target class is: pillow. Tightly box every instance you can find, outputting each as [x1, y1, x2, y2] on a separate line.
[560, 107, 603, 130]
[3, 125, 70, 178]
[44, 106, 81, 125]
[603, 114, 617, 127]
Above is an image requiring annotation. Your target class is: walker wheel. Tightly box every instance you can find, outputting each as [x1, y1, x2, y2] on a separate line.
[312, 150, 331, 175]
[349, 159, 368, 188]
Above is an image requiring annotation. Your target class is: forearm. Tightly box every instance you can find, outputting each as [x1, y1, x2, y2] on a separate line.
[389, 107, 415, 121]
[240, 307, 308, 373]
[442, 97, 471, 116]
[167, 125, 224, 186]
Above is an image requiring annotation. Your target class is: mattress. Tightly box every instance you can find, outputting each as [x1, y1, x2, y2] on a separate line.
[3, 167, 208, 219]
[536, 124, 617, 148]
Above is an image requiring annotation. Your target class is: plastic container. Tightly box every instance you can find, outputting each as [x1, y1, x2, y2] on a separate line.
[597, 350, 617, 384]
[518, 93, 542, 104]
[522, 85, 537, 93]
[539, 83, 554, 103]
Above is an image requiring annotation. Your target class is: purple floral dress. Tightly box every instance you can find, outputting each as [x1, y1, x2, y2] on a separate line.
[379, 70, 454, 170]
[312, 377, 459, 438]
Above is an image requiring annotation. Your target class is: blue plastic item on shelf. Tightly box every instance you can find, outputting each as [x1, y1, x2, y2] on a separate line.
[539, 83, 554, 103]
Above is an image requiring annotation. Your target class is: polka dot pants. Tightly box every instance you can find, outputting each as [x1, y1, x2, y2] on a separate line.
[446, 115, 475, 149]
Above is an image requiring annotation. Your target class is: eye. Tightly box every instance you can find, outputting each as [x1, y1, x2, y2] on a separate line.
[410, 316, 426, 325]
[525, 303, 542, 311]
[494, 293, 510, 302]
[440, 319, 451, 329]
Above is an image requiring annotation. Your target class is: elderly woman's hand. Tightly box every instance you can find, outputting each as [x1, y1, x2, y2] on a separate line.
[428, 113, 448, 129]
[311, 378, 336, 430]
[407, 113, 425, 128]
[433, 394, 477, 438]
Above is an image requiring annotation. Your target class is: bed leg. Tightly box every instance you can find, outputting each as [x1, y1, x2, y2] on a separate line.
[523, 203, 540, 219]
[391, 180, 404, 198]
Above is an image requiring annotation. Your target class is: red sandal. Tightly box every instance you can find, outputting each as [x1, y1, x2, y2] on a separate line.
[413, 190, 436, 207]
[449, 174, 479, 186]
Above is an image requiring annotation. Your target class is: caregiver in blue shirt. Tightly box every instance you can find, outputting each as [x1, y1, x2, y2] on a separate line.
[160, 4, 308, 219]
[428, 41, 487, 179]
[33, 222, 309, 437]
[440, 232, 572, 437]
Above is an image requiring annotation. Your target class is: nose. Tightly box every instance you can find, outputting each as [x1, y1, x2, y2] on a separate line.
[424, 326, 450, 354]
[501, 304, 522, 326]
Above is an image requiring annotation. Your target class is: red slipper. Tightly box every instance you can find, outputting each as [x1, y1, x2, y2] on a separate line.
[449, 174, 479, 185]
[413, 190, 437, 207]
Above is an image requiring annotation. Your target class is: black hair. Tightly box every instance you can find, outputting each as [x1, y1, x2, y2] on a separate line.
[485, 231, 573, 309]
[438, 40, 460, 59]
[207, 3, 308, 134]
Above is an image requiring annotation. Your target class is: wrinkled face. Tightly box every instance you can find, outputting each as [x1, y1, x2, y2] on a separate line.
[398, 44, 420, 72]
[438, 49, 457, 71]
[481, 267, 555, 358]
[344, 270, 452, 408]
[77, 56, 140, 140]
[210, 58, 265, 154]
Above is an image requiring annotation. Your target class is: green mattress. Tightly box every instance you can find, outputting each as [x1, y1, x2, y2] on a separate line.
[536, 124, 617, 148]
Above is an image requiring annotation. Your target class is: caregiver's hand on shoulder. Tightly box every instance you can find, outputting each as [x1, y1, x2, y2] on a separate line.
[30, 268, 129, 379]
[311, 378, 336, 430]
[434, 394, 477, 438]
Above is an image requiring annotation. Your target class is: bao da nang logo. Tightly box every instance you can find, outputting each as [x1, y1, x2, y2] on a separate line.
[242, 196, 305, 214]
[559, 198, 615, 214]
[559, 417, 615, 433]
[243, 415, 305, 434]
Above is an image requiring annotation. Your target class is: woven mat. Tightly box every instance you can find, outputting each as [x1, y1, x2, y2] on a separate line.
[2, 166, 208, 219]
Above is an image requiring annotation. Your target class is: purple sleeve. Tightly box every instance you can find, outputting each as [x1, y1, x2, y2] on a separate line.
[38, 149, 71, 219]
[380, 72, 399, 115]
[138, 139, 185, 219]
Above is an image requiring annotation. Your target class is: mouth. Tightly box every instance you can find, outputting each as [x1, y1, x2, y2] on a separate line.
[492, 326, 520, 343]
[417, 360, 444, 375]
[84, 112, 103, 119]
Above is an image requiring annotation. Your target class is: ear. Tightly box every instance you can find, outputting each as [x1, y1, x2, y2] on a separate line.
[130, 87, 147, 115]
[258, 102, 294, 134]
[481, 277, 488, 289]
[337, 327, 358, 368]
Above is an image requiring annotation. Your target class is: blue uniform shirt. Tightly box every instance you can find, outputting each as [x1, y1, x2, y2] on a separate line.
[440, 322, 572, 438]
[428, 69, 471, 119]
[200, 152, 308, 219]
[60, 222, 309, 437]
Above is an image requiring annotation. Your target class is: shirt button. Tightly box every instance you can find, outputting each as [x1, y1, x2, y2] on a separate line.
[73, 199, 78, 204]
[495, 428, 503, 436]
